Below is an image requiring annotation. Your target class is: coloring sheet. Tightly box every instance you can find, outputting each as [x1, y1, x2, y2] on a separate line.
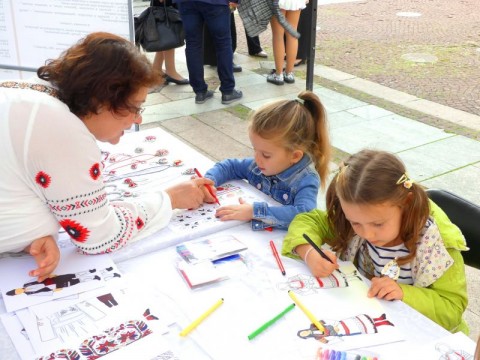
[269, 261, 405, 354]
[2, 288, 173, 360]
[108, 179, 280, 264]
[168, 181, 276, 233]
[0, 247, 116, 312]
[391, 331, 477, 360]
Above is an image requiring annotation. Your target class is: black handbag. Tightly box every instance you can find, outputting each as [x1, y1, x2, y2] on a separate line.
[134, 0, 185, 52]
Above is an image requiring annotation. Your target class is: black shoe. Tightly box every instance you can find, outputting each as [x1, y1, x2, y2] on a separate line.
[233, 63, 242, 73]
[221, 89, 243, 105]
[195, 90, 214, 104]
[165, 75, 189, 85]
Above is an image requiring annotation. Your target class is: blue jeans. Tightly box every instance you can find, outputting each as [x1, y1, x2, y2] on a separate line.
[178, 2, 235, 94]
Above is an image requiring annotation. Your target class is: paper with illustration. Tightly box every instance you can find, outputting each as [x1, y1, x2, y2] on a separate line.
[0, 247, 115, 312]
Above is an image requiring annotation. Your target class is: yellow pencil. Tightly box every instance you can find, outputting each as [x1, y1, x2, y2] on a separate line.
[288, 290, 325, 332]
[179, 298, 224, 336]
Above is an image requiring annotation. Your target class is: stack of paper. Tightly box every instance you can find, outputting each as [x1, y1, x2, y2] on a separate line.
[0, 247, 178, 360]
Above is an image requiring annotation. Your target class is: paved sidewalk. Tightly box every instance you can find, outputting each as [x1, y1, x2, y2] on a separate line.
[133, 0, 479, 342]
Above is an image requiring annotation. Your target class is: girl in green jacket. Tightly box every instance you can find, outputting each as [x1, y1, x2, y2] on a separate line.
[282, 149, 469, 334]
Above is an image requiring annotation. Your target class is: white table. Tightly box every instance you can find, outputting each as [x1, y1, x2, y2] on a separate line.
[0, 128, 451, 359]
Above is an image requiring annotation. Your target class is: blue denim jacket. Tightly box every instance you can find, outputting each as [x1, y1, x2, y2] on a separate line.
[205, 155, 320, 231]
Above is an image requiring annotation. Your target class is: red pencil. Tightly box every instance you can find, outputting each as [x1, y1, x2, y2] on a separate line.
[193, 168, 220, 205]
[269, 240, 286, 276]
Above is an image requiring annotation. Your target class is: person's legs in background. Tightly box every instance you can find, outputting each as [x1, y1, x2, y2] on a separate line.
[284, 10, 301, 79]
[204, 12, 242, 73]
[268, 14, 287, 85]
[152, 50, 189, 85]
[294, 2, 311, 65]
[268, 9, 301, 85]
[203, 4, 242, 102]
[178, 2, 209, 98]
[246, 34, 267, 57]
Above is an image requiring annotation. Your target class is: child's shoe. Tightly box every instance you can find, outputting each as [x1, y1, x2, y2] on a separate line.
[267, 72, 284, 85]
[284, 71, 295, 84]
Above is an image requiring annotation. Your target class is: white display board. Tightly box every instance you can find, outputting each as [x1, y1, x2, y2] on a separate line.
[0, 0, 133, 79]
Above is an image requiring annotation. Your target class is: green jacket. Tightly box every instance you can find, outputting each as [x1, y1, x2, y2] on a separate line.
[282, 200, 469, 334]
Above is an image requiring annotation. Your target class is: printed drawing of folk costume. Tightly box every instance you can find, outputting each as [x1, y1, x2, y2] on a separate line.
[6, 270, 100, 296]
[297, 313, 394, 344]
[277, 269, 362, 295]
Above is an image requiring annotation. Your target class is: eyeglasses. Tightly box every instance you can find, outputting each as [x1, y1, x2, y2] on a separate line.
[131, 106, 145, 119]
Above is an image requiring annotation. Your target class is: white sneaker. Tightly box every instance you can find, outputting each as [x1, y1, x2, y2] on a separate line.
[284, 71, 295, 84]
[267, 73, 284, 85]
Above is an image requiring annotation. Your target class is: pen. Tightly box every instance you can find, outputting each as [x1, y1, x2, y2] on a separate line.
[247, 303, 295, 340]
[302, 233, 334, 264]
[269, 240, 286, 276]
[194, 168, 220, 205]
[179, 298, 224, 336]
[288, 290, 325, 332]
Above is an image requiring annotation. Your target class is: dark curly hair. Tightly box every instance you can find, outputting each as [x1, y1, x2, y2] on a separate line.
[37, 32, 162, 117]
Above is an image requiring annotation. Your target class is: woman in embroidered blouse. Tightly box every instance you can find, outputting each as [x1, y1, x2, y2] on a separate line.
[0, 32, 214, 280]
[282, 149, 469, 334]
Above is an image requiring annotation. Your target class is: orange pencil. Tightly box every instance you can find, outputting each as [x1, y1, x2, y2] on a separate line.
[194, 168, 220, 205]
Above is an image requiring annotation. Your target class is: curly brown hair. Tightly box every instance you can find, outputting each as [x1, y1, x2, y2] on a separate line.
[37, 32, 162, 118]
[326, 149, 430, 264]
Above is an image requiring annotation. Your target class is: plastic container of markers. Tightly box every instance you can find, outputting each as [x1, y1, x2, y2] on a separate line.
[316, 347, 380, 360]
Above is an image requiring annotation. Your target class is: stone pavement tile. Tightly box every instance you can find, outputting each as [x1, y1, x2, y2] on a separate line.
[347, 104, 394, 120]
[420, 165, 480, 205]
[159, 116, 252, 161]
[330, 114, 452, 154]
[194, 110, 251, 149]
[397, 137, 480, 185]
[327, 111, 366, 130]
[312, 86, 367, 113]
[404, 136, 480, 168]
[244, 93, 300, 111]
[406, 99, 480, 132]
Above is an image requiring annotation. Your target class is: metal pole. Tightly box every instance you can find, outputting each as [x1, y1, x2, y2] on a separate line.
[306, 0, 318, 91]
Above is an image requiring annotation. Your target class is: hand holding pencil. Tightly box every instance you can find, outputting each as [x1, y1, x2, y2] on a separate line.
[193, 168, 220, 205]
[301, 234, 338, 278]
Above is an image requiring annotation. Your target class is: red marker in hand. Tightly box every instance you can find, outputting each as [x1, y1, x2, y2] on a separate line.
[194, 168, 220, 205]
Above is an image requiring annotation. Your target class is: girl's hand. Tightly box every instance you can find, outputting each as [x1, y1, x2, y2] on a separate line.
[367, 276, 403, 301]
[296, 244, 339, 278]
[24, 236, 60, 282]
[215, 198, 253, 221]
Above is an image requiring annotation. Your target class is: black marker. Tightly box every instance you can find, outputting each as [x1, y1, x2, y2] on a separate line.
[302, 233, 334, 264]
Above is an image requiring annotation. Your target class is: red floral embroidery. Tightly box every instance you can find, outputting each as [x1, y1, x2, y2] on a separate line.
[89, 163, 101, 180]
[35, 171, 51, 188]
[60, 219, 90, 243]
[136, 217, 144, 230]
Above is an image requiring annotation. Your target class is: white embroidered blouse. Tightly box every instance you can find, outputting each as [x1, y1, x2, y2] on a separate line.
[0, 79, 172, 254]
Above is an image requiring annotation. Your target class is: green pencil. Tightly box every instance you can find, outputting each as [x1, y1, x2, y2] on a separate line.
[247, 303, 296, 340]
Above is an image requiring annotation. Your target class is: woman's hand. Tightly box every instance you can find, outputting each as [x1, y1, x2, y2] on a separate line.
[296, 244, 338, 278]
[368, 276, 403, 301]
[166, 178, 216, 209]
[215, 197, 253, 221]
[24, 236, 60, 282]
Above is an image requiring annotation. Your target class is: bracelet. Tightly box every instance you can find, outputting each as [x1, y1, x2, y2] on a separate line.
[303, 246, 315, 266]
